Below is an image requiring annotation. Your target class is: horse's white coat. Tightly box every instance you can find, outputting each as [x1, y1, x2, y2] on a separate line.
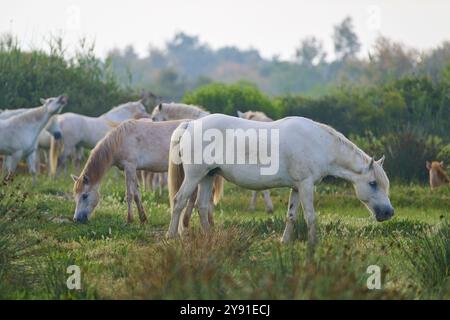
[0, 96, 67, 178]
[47, 101, 148, 172]
[167, 114, 394, 251]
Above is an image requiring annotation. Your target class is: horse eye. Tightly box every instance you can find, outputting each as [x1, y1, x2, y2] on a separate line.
[82, 193, 88, 200]
[369, 181, 377, 188]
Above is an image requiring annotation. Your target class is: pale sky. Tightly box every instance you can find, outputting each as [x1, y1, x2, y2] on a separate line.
[1, 0, 449, 60]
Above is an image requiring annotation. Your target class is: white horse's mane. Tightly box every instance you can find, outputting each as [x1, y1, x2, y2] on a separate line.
[107, 100, 143, 113]
[316, 121, 389, 192]
[157, 102, 209, 119]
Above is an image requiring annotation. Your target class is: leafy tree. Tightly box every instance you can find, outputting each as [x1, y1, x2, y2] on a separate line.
[333, 17, 361, 61]
[295, 37, 326, 67]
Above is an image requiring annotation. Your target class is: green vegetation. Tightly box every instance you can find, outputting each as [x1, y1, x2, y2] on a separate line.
[0, 172, 448, 299]
[0, 34, 132, 116]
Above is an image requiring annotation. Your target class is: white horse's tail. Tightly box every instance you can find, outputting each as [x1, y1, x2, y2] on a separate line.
[49, 136, 63, 177]
[168, 123, 189, 211]
[212, 175, 224, 205]
[168, 122, 224, 211]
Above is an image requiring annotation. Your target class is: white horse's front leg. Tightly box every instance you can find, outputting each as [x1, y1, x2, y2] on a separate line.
[281, 188, 300, 243]
[7, 151, 22, 176]
[26, 151, 38, 184]
[298, 179, 317, 255]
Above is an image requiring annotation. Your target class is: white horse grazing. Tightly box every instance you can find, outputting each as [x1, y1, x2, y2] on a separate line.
[237, 110, 274, 213]
[47, 100, 149, 176]
[167, 114, 394, 252]
[71, 119, 223, 223]
[0, 96, 67, 180]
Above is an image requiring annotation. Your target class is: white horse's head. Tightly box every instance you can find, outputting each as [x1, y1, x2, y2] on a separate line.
[151, 103, 169, 121]
[353, 156, 394, 222]
[71, 174, 100, 223]
[40, 95, 68, 115]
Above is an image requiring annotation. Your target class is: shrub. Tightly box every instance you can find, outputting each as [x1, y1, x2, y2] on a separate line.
[0, 34, 132, 116]
[183, 82, 279, 118]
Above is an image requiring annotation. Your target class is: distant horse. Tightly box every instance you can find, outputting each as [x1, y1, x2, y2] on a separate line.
[237, 110, 274, 213]
[426, 161, 450, 189]
[71, 119, 223, 223]
[151, 102, 209, 121]
[167, 114, 394, 252]
[0, 96, 67, 181]
[0, 108, 54, 174]
[48, 100, 149, 176]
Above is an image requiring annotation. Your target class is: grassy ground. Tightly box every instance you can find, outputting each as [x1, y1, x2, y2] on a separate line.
[0, 170, 449, 299]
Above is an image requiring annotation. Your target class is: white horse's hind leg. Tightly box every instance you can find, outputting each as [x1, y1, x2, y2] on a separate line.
[181, 187, 198, 230]
[167, 175, 203, 239]
[263, 190, 274, 213]
[281, 188, 300, 243]
[248, 191, 258, 211]
[194, 176, 214, 234]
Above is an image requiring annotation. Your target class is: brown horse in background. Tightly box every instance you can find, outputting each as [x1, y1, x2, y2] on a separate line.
[426, 161, 450, 189]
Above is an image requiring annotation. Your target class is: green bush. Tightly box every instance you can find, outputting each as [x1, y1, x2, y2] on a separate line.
[183, 82, 280, 118]
[437, 144, 450, 164]
[0, 34, 132, 116]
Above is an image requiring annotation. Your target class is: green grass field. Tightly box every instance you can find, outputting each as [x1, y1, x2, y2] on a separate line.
[0, 170, 449, 299]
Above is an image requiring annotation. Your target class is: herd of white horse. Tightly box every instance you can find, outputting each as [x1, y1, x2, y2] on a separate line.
[0, 95, 394, 250]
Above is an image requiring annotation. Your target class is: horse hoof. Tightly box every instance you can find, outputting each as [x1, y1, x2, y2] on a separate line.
[165, 232, 179, 240]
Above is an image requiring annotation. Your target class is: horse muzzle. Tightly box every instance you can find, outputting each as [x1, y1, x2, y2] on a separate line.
[374, 205, 395, 222]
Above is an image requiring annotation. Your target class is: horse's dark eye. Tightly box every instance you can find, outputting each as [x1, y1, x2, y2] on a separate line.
[82, 193, 88, 200]
[369, 181, 377, 188]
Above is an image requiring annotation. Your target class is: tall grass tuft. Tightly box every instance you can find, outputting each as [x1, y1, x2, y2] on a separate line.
[0, 176, 38, 297]
[108, 224, 256, 299]
[400, 219, 449, 298]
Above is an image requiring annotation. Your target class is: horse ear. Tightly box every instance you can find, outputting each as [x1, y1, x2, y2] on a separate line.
[158, 103, 162, 111]
[71, 174, 79, 182]
[426, 161, 431, 170]
[440, 161, 444, 167]
[40, 98, 46, 105]
[376, 155, 385, 167]
[237, 110, 244, 118]
[368, 157, 374, 171]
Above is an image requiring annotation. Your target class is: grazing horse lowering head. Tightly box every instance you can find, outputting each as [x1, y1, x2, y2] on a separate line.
[40, 95, 68, 114]
[352, 156, 394, 222]
[71, 174, 100, 223]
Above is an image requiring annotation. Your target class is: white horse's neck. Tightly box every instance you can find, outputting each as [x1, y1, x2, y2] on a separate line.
[326, 137, 370, 184]
[101, 104, 136, 121]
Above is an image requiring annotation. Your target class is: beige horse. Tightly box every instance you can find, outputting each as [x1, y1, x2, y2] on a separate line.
[237, 110, 274, 213]
[71, 119, 223, 223]
[48, 100, 149, 176]
[426, 161, 450, 189]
